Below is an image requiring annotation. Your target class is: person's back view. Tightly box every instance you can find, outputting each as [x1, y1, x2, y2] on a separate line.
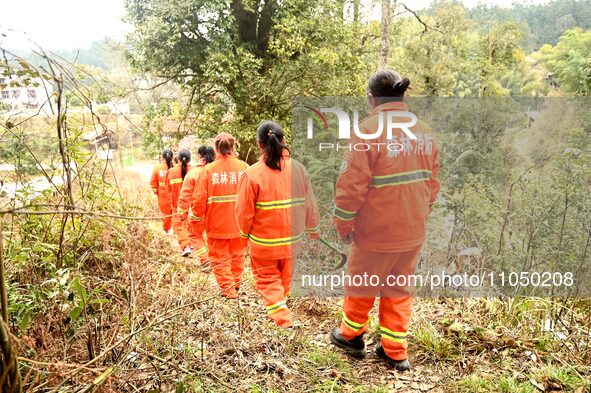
[150, 149, 174, 235]
[235, 121, 319, 327]
[191, 133, 249, 299]
[166, 149, 193, 256]
[329, 70, 440, 371]
[179, 145, 216, 265]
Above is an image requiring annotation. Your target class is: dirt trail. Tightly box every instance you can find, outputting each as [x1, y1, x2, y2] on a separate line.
[112, 162, 453, 392]
[21, 162, 585, 392]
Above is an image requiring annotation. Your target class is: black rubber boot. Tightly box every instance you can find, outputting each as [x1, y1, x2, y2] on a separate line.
[376, 343, 411, 371]
[329, 327, 366, 358]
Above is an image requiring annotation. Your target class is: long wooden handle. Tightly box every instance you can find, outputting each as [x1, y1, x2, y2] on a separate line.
[319, 237, 341, 253]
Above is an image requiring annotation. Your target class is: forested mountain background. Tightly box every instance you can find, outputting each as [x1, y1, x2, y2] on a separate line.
[15, 0, 591, 71]
[469, 0, 591, 49]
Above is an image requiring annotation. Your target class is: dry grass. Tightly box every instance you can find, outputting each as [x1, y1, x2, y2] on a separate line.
[11, 167, 591, 392]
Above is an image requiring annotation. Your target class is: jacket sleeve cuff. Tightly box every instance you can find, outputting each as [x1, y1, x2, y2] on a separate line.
[305, 224, 320, 234]
[306, 225, 320, 239]
[333, 205, 357, 221]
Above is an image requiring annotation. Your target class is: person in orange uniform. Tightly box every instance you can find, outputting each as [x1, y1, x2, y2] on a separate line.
[177, 145, 216, 265]
[191, 133, 249, 298]
[166, 149, 193, 257]
[329, 70, 440, 371]
[150, 149, 174, 235]
[235, 121, 320, 327]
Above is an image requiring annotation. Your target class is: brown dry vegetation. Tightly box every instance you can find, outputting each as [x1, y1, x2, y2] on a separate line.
[9, 169, 590, 392]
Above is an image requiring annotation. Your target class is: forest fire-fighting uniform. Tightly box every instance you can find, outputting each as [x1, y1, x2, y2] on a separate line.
[235, 151, 320, 327]
[333, 101, 440, 361]
[150, 162, 173, 232]
[191, 154, 249, 298]
[166, 163, 192, 249]
[177, 158, 209, 263]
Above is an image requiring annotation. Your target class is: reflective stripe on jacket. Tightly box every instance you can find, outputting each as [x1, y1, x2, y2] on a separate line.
[192, 155, 249, 239]
[235, 152, 320, 259]
[166, 164, 192, 210]
[177, 160, 205, 214]
[333, 101, 440, 252]
[150, 162, 171, 197]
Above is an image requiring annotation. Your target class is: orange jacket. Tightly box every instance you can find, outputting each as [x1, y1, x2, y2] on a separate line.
[177, 159, 206, 217]
[150, 162, 171, 198]
[333, 101, 440, 252]
[235, 152, 320, 259]
[191, 155, 249, 239]
[166, 164, 192, 210]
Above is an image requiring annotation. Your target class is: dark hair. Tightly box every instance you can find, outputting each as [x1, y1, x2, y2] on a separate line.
[197, 145, 216, 164]
[257, 121, 288, 171]
[178, 149, 191, 179]
[162, 148, 173, 169]
[215, 133, 235, 156]
[367, 70, 410, 104]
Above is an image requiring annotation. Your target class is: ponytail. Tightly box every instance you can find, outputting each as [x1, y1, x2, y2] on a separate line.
[197, 145, 216, 164]
[216, 139, 232, 156]
[205, 146, 216, 163]
[178, 149, 191, 180]
[162, 148, 173, 169]
[257, 121, 287, 171]
[214, 132, 236, 156]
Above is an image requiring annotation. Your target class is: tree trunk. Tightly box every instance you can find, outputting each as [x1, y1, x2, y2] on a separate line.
[353, 0, 360, 22]
[230, 0, 258, 45]
[256, 0, 276, 55]
[379, 0, 395, 69]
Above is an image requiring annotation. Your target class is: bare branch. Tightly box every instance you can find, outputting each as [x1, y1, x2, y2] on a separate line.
[399, 3, 445, 34]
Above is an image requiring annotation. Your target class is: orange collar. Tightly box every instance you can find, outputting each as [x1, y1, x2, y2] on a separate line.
[371, 101, 408, 115]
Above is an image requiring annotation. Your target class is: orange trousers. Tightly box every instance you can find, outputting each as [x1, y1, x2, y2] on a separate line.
[157, 196, 172, 232]
[339, 244, 421, 361]
[172, 215, 192, 249]
[250, 256, 293, 327]
[187, 221, 209, 264]
[207, 237, 247, 298]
